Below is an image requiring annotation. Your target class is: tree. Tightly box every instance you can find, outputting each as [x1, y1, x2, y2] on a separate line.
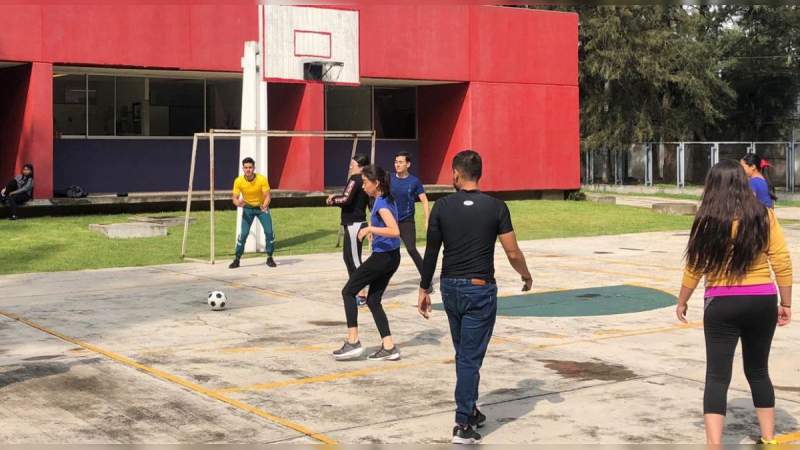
[575, 6, 734, 151]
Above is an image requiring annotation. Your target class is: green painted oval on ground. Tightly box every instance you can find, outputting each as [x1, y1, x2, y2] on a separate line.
[432, 284, 676, 317]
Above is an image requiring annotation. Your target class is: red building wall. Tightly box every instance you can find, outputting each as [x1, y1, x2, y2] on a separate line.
[0, 3, 578, 195]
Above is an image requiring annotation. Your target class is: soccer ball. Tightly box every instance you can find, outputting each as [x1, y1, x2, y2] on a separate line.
[207, 291, 227, 311]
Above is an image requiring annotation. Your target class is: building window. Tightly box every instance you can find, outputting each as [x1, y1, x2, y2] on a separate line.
[207, 79, 242, 130]
[54, 71, 242, 137]
[325, 85, 372, 131]
[116, 77, 145, 136]
[374, 87, 416, 139]
[53, 74, 87, 135]
[88, 76, 115, 136]
[149, 78, 204, 136]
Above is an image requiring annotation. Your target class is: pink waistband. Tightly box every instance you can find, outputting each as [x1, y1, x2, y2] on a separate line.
[705, 283, 777, 298]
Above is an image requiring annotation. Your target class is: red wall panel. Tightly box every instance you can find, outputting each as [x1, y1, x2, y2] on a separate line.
[418, 83, 472, 185]
[21, 63, 54, 199]
[267, 83, 324, 192]
[0, 6, 43, 62]
[358, 5, 471, 82]
[0, 4, 256, 72]
[0, 65, 30, 183]
[469, 82, 580, 191]
[470, 7, 578, 86]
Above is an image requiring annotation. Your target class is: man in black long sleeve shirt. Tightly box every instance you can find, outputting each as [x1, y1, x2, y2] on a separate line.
[418, 150, 532, 444]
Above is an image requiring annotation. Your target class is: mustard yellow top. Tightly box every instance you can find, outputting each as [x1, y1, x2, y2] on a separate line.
[233, 173, 270, 207]
[682, 209, 793, 289]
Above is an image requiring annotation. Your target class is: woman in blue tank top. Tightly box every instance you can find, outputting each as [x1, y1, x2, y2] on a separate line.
[741, 153, 776, 209]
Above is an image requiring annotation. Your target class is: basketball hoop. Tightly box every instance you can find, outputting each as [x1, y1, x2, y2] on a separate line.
[303, 61, 344, 82]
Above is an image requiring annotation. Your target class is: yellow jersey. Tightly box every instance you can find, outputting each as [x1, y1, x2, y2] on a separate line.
[233, 173, 270, 207]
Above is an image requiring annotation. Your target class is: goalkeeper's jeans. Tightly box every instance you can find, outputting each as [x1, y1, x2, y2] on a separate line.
[234, 206, 275, 258]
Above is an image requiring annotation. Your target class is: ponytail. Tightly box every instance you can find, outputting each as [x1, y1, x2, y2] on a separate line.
[361, 165, 393, 202]
[741, 153, 777, 201]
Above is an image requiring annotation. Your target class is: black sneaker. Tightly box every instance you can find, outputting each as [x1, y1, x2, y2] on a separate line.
[8, 215, 17, 221]
[332, 340, 363, 360]
[367, 345, 401, 361]
[452, 424, 482, 444]
[470, 408, 486, 428]
[228, 259, 240, 269]
[266, 256, 277, 267]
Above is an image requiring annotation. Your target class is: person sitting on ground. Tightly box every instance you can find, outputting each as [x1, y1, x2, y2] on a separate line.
[1, 164, 34, 220]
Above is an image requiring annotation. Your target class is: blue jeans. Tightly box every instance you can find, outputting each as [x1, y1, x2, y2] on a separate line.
[235, 206, 275, 258]
[440, 277, 498, 425]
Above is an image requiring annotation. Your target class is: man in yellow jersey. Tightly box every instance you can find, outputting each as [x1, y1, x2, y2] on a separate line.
[229, 157, 276, 268]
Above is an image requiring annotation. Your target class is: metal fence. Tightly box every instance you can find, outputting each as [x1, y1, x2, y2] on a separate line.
[582, 141, 797, 191]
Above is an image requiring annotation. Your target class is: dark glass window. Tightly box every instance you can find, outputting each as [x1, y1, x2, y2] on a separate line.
[88, 75, 115, 136]
[149, 78, 204, 136]
[374, 87, 416, 139]
[53, 74, 87, 135]
[326, 85, 372, 131]
[207, 79, 242, 130]
[116, 77, 145, 136]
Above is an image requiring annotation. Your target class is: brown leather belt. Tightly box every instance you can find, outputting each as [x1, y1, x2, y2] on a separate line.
[471, 279, 488, 286]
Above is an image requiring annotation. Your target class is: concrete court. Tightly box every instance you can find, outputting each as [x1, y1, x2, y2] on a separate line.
[2, 230, 800, 444]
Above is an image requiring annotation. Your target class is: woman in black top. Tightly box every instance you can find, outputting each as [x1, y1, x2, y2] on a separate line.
[1, 164, 34, 220]
[327, 155, 371, 306]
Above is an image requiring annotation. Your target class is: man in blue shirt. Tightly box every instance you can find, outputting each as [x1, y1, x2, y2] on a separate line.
[391, 151, 430, 277]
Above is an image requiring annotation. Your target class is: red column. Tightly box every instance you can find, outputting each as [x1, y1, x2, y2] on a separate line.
[18, 63, 54, 199]
[267, 82, 324, 192]
[418, 83, 472, 185]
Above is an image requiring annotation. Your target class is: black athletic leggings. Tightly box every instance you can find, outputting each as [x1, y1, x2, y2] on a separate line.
[341, 249, 400, 338]
[342, 222, 367, 276]
[399, 219, 423, 275]
[704, 294, 778, 415]
[2, 180, 30, 217]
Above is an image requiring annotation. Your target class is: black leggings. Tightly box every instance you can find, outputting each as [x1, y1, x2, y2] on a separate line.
[399, 219, 423, 275]
[2, 181, 29, 217]
[704, 295, 778, 415]
[341, 249, 400, 338]
[342, 222, 367, 276]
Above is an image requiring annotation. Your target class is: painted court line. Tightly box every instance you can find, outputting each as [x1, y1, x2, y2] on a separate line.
[0, 310, 336, 445]
[220, 322, 704, 394]
[216, 358, 454, 394]
[153, 266, 294, 299]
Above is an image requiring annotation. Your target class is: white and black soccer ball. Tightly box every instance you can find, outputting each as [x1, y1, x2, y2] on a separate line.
[207, 291, 227, 311]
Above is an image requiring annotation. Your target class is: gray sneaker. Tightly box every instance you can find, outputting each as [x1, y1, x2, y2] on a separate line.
[367, 345, 401, 361]
[332, 341, 363, 360]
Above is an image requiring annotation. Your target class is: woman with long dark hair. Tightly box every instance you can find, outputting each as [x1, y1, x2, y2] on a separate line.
[677, 159, 792, 445]
[741, 153, 777, 208]
[333, 165, 403, 362]
[1, 163, 34, 220]
[327, 154, 371, 306]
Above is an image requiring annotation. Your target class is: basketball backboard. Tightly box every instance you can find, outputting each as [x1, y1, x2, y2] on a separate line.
[264, 6, 359, 84]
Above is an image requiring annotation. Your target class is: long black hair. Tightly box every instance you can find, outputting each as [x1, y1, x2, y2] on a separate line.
[741, 153, 777, 201]
[685, 159, 770, 282]
[22, 163, 34, 178]
[361, 165, 393, 202]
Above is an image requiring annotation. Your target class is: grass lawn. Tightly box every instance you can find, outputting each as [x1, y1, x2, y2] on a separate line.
[0, 200, 694, 275]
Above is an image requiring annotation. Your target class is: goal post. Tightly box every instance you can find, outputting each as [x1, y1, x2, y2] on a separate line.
[180, 128, 376, 264]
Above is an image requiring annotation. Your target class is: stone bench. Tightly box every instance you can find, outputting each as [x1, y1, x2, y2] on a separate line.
[652, 202, 697, 216]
